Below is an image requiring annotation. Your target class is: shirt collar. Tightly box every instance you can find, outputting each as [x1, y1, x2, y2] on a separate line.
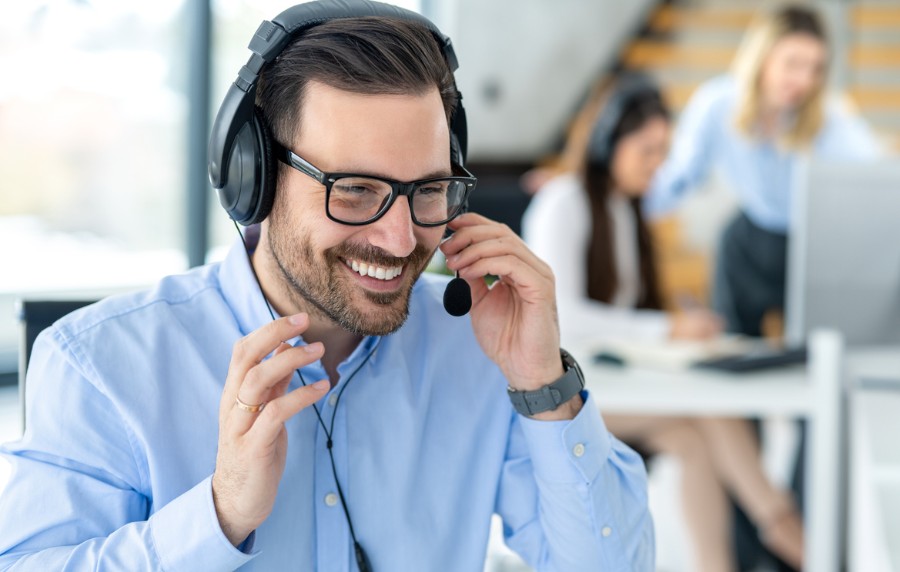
[217, 225, 382, 375]
[218, 225, 277, 338]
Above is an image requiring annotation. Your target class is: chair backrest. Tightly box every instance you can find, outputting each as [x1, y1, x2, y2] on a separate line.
[18, 300, 95, 431]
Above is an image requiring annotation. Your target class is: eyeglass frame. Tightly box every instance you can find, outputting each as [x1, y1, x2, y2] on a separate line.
[273, 141, 477, 227]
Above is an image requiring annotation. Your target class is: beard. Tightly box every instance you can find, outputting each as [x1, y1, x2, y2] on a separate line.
[267, 206, 435, 337]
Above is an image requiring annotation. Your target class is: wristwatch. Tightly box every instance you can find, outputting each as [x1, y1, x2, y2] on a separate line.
[507, 349, 585, 417]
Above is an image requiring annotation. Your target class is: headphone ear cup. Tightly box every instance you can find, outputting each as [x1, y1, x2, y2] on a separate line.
[587, 73, 659, 169]
[249, 108, 278, 225]
[587, 103, 619, 168]
[591, 137, 612, 167]
[215, 107, 277, 225]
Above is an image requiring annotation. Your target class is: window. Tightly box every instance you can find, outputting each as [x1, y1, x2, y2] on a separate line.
[0, 1, 192, 372]
[0, 0, 423, 375]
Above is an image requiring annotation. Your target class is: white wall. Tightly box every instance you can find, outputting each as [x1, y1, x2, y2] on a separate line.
[435, 0, 657, 162]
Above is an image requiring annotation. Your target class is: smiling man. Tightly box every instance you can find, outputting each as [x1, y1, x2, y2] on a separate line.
[261, 81, 448, 345]
[0, 3, 653, 571]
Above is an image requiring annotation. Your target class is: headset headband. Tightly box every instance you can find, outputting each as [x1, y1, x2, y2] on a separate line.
[209, 0, 466, 196]
[587, 74, 660, 167]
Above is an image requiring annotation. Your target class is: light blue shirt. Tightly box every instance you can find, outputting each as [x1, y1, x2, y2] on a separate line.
[0, 236, 654, 571]
[646, 75, 884, 233]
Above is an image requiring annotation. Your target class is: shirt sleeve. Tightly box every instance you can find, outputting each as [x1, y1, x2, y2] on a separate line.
[495, 391, 655, 571]
[0, 329, 256, 571]
[645, 78, 727, 217]
[522, 177, 671, 346]
[817, 95, 888, 160]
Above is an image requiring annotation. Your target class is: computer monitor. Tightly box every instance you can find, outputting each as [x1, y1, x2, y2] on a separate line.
[786, 160, 900, 346]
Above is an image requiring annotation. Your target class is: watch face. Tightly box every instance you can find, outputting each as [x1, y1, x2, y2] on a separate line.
[560, 349, 585, 388]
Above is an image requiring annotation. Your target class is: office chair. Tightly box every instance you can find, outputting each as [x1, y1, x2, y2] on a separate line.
[17, 300, 95, 431]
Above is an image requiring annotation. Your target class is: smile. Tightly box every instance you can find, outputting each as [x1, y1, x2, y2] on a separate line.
[343, 258, 404, 281]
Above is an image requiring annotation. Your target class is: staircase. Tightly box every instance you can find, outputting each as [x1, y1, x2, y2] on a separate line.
[631, 1, 900, 149]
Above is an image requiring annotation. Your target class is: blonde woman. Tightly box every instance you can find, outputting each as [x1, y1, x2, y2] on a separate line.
[647, 4, 884, 336]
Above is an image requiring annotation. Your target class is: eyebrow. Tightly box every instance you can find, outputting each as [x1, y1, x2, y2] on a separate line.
[335, 167, 454, 182]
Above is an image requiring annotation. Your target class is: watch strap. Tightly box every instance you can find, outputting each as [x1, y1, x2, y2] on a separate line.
[507, 349, 585, 416]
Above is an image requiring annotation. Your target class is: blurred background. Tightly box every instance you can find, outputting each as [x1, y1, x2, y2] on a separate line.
[4, 0, 900, 376]
[1, 1, 899, 570]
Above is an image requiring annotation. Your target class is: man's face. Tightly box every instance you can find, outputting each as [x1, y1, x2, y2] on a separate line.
[264, 81, 451, 336]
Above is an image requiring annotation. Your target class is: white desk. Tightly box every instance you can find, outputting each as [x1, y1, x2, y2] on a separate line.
[847, 349, 900, 572]
[572, 331, 845, 572]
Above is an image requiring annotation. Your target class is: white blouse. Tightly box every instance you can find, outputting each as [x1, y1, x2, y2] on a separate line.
[522, 174, 670, 348]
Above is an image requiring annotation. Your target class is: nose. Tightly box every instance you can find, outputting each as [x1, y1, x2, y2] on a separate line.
[366, 195, 417, 258]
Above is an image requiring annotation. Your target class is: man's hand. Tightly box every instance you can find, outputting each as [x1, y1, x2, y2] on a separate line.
[441, 213, 581, 420]
[212, 313, 329, 546]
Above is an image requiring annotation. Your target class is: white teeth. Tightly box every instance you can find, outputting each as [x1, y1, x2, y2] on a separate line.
[345, 259, 403, 281]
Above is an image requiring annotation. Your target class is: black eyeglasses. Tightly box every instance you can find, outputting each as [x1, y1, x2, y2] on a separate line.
[274, 142, 477, 227]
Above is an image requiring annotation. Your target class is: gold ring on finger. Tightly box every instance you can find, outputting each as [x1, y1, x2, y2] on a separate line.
[234, 395, 266, 413]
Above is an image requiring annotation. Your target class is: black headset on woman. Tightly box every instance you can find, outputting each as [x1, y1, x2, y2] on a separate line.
[587, 73, 661, 168]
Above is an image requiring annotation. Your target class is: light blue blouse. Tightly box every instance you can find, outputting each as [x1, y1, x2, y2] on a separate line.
[646, 75, 885, 233]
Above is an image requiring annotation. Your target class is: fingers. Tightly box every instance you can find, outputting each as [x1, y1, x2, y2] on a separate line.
[236, 342, 323, 407]
[446, 211, 493, 230]
[444, 233, 553, 283]
[441, 218, 554, 305]
[672, 311, 723, 341]
[442, 218, 515, 257]
[227, 341, 324, 435]
[221, 313, 310, 410]
[461, 272, 490, 308]
[690, 310, 724, 338]
[453, 255, 555, 305]
[247, 380, 330, 444]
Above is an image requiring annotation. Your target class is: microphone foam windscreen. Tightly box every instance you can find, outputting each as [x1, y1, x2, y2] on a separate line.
[443, 276, 472, 317]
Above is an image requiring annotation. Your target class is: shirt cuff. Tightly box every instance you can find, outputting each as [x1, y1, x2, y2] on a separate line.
[517, 390, 612, 484]
[150, 475, 258, 571]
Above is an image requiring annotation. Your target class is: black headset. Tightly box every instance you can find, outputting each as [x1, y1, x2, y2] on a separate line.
[207, 0, 469, 227]
[587, 73, 661, 168]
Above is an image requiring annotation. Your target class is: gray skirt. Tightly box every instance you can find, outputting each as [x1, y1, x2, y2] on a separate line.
[712, 212, 788, 336]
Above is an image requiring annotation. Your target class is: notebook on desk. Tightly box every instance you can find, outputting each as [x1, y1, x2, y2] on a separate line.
[589, 336, 807, 373]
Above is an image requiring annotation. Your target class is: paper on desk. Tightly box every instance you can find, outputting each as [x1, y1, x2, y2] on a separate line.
[589, 336, 754, 372]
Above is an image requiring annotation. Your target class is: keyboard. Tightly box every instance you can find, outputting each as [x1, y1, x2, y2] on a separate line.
[692, 345, 808, 373]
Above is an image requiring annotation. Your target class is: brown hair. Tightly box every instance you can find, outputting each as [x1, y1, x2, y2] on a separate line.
[256, 17, 459, 153]
[584, 87, 667, 310]
[732, 4, 829, 148]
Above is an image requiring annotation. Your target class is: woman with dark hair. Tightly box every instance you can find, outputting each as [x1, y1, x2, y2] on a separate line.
[525, 76, 720, 346]
[523, 77, 805, 571]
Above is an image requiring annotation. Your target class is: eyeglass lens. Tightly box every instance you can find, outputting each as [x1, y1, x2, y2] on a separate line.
[328, 177, 468, 224]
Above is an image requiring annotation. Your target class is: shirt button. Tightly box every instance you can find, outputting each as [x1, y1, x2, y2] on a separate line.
[601, 526, 612, 538]
[328, 393, 338, 406]
[325, 493, 338, 507]
[573, 443, 586, 458]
